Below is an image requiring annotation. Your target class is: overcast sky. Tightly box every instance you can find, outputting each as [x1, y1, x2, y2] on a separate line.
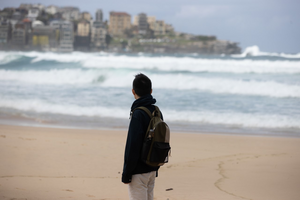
[1, 0, 300, 53]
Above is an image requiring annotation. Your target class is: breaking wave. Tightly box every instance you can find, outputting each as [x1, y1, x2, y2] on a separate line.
[1, 51, 300, 74]
[1, 69, 299, 98]
[0, 98, 299, 129]
[232, 45, 300, 59]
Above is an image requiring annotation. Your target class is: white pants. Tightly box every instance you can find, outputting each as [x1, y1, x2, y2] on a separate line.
[128, 171, 156, 200]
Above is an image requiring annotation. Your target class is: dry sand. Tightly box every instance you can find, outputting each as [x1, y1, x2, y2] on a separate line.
[0, 124, 300, 200]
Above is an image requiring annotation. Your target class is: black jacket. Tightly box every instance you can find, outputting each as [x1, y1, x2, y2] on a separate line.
[122, 94, 161, 183]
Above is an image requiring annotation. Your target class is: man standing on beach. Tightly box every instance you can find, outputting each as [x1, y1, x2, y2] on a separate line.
[122, 73, 161, 200]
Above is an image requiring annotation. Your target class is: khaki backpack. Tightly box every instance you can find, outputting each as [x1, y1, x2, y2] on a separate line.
[134, 106, 171, 167]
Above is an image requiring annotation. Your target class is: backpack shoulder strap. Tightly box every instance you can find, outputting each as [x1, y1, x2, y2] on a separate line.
[132, 106, 153, 139]
[133, 106, 152, 118]
[153, 105, 162, 118]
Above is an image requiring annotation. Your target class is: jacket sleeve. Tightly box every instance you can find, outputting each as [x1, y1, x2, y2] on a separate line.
[122, 111, 146, 183]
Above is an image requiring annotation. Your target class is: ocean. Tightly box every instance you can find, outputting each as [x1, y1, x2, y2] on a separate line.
[0, 46, 300, 137]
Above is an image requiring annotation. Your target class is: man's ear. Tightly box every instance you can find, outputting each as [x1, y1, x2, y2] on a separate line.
[150, 89, 152, 94]
[132, 89, 136, 95]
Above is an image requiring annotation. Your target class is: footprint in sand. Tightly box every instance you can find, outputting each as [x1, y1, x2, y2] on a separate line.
[18, 137, 36, 141]
[63, 189, 73, 192]
[0, 135, 6, 138]
[15, 188, 26, 191]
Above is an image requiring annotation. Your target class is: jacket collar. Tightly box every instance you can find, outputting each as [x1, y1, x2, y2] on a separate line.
[131, 94, 156, 111]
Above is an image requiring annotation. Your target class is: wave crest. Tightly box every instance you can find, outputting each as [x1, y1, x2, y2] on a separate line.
[1, 69, 299, 98]
[232, 45, 300, 58]
[0, 98, 299, 129]
[164, 109, 300, 129]
[1, 51, 300, 75]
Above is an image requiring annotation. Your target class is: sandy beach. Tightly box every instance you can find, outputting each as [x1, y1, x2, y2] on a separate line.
[0, 124, 299, 200]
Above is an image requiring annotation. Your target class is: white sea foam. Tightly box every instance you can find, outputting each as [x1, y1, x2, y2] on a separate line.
[0, 98, 299, 129]
[232, 45, 300, 58]
[0, 69, 104, 85]
[1, 69, 299, 98]
[1, 51, 300, 74]
[0, 98, 129, 119]
[164, 109, 300, 129]
[151, 75, 300, 98]
[81, 55, 300, 74]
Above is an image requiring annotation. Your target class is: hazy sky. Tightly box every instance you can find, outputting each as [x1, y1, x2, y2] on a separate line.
[1, 0, 300, 53]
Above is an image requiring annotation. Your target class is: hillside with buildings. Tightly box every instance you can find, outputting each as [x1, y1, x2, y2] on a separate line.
[0, 4, 241, 54]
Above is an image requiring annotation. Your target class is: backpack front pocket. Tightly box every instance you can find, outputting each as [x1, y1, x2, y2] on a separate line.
[141, 138, 152, 161]
[149, 142, 171, 163]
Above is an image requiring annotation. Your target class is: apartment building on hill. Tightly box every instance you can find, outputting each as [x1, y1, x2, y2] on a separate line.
[133, 14, 168, 36]
[0, 21, 11, 45]
[74, 19, 90, 51]
[109, 11, 131, 36]
[91, 9, 106, 51]
[50, 20, 74, 52]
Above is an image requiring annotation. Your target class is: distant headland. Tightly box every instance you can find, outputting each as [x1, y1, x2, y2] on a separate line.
[0, 4, 241, 54]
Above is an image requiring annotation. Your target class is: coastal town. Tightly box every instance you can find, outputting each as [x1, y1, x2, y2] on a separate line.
[0, 3, 241, 54]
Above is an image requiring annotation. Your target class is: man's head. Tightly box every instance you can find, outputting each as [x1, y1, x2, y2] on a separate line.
[132, 73, 152, 98]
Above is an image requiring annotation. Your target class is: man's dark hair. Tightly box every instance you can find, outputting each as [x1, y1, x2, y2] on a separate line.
[133, 73, 152, 97]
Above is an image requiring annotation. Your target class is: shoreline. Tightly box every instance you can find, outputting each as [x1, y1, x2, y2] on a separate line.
[1, 121, 299, 139]
[0, 124, 300, 200]
[1, 113, 299, 138]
